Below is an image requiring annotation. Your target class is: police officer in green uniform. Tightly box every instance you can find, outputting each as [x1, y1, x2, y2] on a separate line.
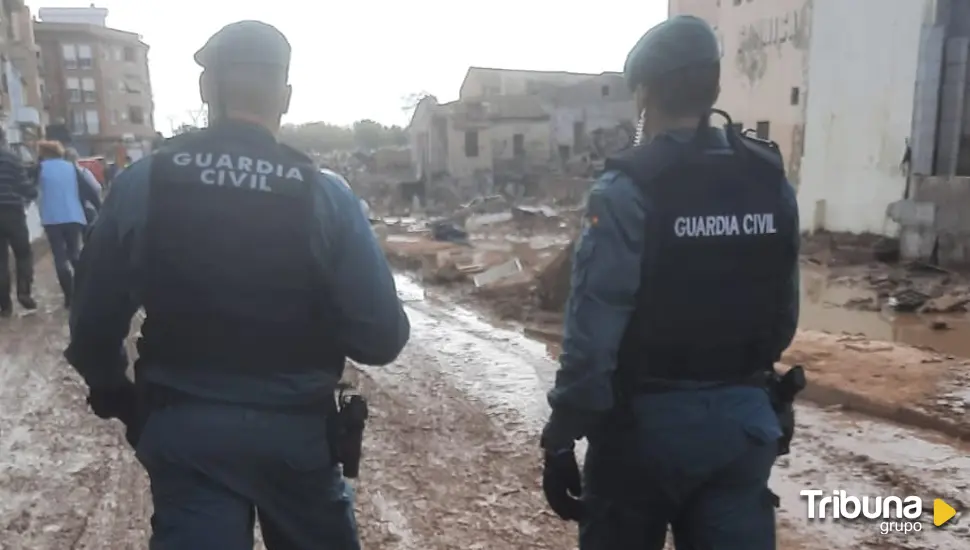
[65, 21, 409, 549]
[540, 15, 800, 550]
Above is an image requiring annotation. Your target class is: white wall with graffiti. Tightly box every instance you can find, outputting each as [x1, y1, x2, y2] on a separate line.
[798, 0, 932, 235]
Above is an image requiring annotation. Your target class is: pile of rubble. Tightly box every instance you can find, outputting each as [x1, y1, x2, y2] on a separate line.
[374, 196, 582, 320]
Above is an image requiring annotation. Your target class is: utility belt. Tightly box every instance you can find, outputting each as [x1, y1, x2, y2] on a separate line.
[142, 382, 369, 478]
[620, 365, 807, 457]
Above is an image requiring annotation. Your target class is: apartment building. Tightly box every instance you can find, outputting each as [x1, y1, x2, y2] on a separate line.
[34, 6, 154, 157]
[0, 0, 45, 151]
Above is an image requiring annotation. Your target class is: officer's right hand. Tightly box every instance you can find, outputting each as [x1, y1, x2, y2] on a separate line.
[542, 448, 585, 521]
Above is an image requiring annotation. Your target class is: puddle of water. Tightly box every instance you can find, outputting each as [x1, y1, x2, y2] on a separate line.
[800, 270, 970, 358]
[392, 274, 553, 429]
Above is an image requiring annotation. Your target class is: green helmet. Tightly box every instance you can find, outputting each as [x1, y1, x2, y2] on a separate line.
[624, 15, 721, 91]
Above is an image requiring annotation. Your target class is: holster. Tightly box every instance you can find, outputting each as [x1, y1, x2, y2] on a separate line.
[766, 365, 806, 456]
[328, 384, 369, 479]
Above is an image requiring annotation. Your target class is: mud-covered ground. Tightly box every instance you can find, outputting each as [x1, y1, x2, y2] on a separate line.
[3, 264, 970, 549]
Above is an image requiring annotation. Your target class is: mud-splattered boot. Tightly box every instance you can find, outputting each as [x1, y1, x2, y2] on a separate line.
[17, 293, 37, 310]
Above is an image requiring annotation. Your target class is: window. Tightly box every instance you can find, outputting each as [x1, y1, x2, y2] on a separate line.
[128, 105, 145, 125]
[10, 12, 21, 42]
[66, 77, 81, 102]
[601, 85, 610, 97]
[464, 131, 479, 157]
[62, 44, 77, 68]
[790, 87, 800, 106]
[123, 76, 142, 94]
[85, 110, 100, 135]
[78, 44, 93, 69]
[513, 134, 525, 158]
[123, 47, 136, 62]
[71, 109, 85, 134]
[756, 121, 770, 139]
[81, 77, 96, 102]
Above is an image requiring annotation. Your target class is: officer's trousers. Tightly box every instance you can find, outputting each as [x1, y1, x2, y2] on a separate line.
[0, 205, 33, 309]
[135, 402, 360, 550]
[579, 387, 780, 550]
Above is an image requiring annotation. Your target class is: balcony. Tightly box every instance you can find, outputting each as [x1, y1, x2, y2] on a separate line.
[14, 106, 39, 126]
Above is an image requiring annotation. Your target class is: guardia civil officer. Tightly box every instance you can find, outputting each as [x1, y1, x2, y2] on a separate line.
[64, 20, 410, 550]
[540, 15, 800, 550]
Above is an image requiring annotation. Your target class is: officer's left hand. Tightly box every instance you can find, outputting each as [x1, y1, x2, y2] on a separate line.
[542, 447, 585, 521]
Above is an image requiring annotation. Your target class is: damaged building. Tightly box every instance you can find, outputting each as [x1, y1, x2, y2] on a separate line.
[407, 67, 636, 198]
[674, 0, 970, 266]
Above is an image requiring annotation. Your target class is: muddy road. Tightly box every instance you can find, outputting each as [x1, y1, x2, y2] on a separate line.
[1, 264, 969, 549]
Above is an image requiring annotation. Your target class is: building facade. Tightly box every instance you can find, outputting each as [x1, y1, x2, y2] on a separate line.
[409, 67, 635, 181]
[34, 6, 154, 157]
[671, 0, 970, 243]
[0, 0, 45, 152]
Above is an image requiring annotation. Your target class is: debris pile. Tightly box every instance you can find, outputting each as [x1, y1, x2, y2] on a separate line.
[535, 240, 574, 311]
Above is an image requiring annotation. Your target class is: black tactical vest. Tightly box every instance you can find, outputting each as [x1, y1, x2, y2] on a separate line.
[138, 122, 342, 374]
[606, 128, 796, 384]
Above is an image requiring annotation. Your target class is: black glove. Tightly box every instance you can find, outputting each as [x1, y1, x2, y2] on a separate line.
[542, 447, 585, 521]
[87, 382, 140, 447]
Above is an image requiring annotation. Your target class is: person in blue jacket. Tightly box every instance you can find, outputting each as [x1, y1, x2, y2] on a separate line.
[539, 15, 801, 550]
[35, 140, 102, 308]
[64, 20, 409, 550]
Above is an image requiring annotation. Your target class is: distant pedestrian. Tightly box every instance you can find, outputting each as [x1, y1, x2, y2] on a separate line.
[0, 128, 37, 316]
[36, 140, 101, 308]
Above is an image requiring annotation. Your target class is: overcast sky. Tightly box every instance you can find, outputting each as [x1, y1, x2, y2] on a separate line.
[31, 1, 667, 131]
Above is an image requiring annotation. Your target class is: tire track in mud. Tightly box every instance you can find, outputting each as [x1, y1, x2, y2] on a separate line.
[350, 349, 577, 550]
[392, 275, 970, 550]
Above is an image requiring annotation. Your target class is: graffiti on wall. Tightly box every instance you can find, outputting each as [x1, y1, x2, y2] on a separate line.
[735, 1, 813, 85]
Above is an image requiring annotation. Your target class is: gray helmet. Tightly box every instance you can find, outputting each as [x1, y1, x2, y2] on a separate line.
[624, 15, 721, 91]
[194, 20, 291, 75]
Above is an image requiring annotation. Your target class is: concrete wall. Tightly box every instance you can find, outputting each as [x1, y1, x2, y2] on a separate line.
[798, 0, 930, 235]
[408, 97, 449, 179]
[669, 0, 720, 21]
[445, 119, 549, 179]
[893, 175, 970, 265]
[550, 101, 635, 151]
